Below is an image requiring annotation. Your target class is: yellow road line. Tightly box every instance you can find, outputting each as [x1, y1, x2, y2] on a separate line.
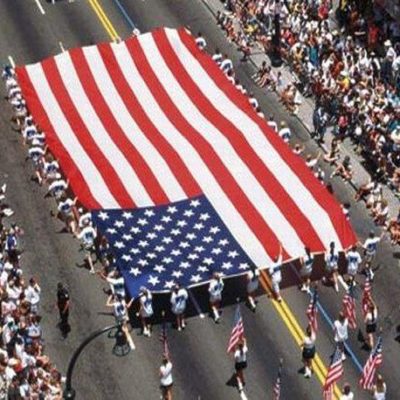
[88, 0, 119, 41]
[260, 271, 341, 399]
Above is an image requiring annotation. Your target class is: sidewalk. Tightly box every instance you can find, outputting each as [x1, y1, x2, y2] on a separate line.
[202, 0, 399, 219]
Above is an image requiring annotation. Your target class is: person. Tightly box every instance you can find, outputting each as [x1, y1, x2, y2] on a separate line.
[24, 277, 41, 314]
[56, 283, 70, 338]
[323, 242, 340, 292]
[102, 269, 126, 299]
[233, 338, 248, 393]
[56, 194, 78, 234]
[340, 383, 354, 400]
[160, 356, 173, 400]
[333, 312, 348, 361]
[301, 325, 316, 378]
[106, 294, 135, 350]
[268, 244, 283, 302]
[208, 272, 224, 323]
[195, 32, 207, 50]
[331, 156, 353, 182]
[361, 231, 383, 272]
[372, 374, 386, 400]
[77, 219, 97, 274]
[364, 299, 378, 350]
[139, 287, 153, 337]
[346, 246, 362, 280]
[170, 283, 188, 331]
[299, 247, 314, 292]
[246, 268, 260, 312]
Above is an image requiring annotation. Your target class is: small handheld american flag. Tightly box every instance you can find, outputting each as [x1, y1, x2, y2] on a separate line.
[342, 284, 357, 329]
[227, 305, 244, 353]
[362, 278, 372, 318]
[273, 359, 283, 400]
[323, 347, 344, 400]
[359, 336, 383, 390]
[306, 289, 318, 334]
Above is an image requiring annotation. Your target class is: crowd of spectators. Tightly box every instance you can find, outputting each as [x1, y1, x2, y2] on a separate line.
[217, 0, 400, 239]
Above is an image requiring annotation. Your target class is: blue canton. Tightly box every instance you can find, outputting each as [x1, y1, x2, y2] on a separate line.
[92, 196, 254, 298]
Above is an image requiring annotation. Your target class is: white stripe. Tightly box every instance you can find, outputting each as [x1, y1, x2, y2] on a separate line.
[111, 41, 271, 266]
[139, 34, 305, 257]
[54, 52, 153, 207]
[82, 46, 187, 203]
[25, 64, 119, 208]
[166, 29, 343, 250]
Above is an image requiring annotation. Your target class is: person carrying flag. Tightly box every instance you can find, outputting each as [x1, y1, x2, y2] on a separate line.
[170, 283, 188, 331]
[301, 325, 316, 378]
[233, 338, 248, 393]
[268, 244, 283, 302]
[364, 299, 378, 350]
[345, 246, 362, 281]
[323, 241, 340, 293]
[246, 268, 260, 312]
[208, 272, 224, 323]
[159, 355, 173, 400]
[299, 247, 314, 293]
[360, 335, 383, 390]
[139, 287, 154, 337]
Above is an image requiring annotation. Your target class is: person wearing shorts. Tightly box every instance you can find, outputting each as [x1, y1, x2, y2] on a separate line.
[234, 338, 248, 393]
[246, 268, 260, 312]
[301, 325, 316, 378]
[159, 356, 173, 400]
[333, 312, 348, 361]
[170, 283, 188, 331]
[346, 246, 361, 279]
[324, 242, 339, 292]
[300, 247, 314, 292]
[208, 272, 224, 323]
[268, 244, 283, 302]
[139, 287, 153, 337]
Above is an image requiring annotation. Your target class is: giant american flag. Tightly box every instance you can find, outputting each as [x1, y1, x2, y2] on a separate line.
[15, 27, 356, 297]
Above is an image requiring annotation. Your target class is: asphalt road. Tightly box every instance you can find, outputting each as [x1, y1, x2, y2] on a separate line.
[0, 0, 399, 399]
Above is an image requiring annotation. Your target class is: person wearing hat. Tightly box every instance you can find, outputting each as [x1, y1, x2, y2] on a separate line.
[246, 268, 260, 312]
[170, 283, 188, 331]
[340, 383, 354, 399]
[208, 272, 224, 323]
[56, 283, 70, 338]
[139, 287, 153, 337]
[159, 355, 173, 400]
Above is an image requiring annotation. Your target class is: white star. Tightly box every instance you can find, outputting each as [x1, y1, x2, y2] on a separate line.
[130, 248, 140, 254]
[121, 254, 132, 262]
[219, 239, 229, 246]
[129, 267, 141, 276]
[179, 241, 190, 249]
[154, 265, 166, 273]
[114, 241, 125, 249]
[179, 261, 191, 269]
[138, 259, 149, 267]
[154, 224, 165, 232]
[194, 246, 205, 253]
[194, 223, 204, 230]
[203, 257, 214, 265]
[171, 249, 182, 257]
[138, 240, 149, 248]
[146, 232, 157, 240]
[209, 226, 221, 235]
[198, 266, 209, 273]
[163, 257, 173, 264]
[137, 218, 148, 226]
[167, 206, 178, 214]
[172, 270, 183, 279]
[122, 234, 133, 241]
[176, 220, 187, 228]
[221, 261, 233, 270]
[212, 248, 222, 255]
[199, 213, 210, 221]
[107, 228, 117, 235]
[190, 274, 202, 283]
[155, 245, 165, 252]
[164, 280, 175, 289]
[186, 233, 197, 240]
[130, 226, 141, 234]
[171, 228, 181, 236]
[144, 209, 155, 217]
[146, 252, 157, 259]
[184, 209, 194, 217]
[148, 275, 160, 286]
[228, 250, 239, 259]
[162, 236, 173, 244]
[202, 236, 213, 243]
[190, 199, 201, 208]
[98, 211, 109, 221]
[239, 262, 250, 270]
[188, 253, 199, 260]
[122, 211, 133, 220]
[161, 215, 172, 223]
[114, 220, 125, 228]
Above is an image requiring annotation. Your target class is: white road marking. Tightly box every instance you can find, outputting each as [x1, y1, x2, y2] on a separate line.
[34, 0, 46, 14]
[7, 56, 15, 68]
[188, 289, 205, 319]
[59, 41, 66, 53]
[239, 390, 248, 400]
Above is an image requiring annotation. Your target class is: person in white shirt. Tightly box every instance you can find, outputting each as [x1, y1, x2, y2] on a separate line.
[340, 383, 354, 400]
[268, 244, 283, 302]
[220, 54, 233, 74]
[233, 338, 248, 392]
[170, 283, 188, 331]
[212, 48, 223, 65]
[323, 242, 339, 293]
[361, 231, 383, 273]
[372, 374, 386, 400]
[195, 32, 207, 50]
[139, 287, 153, 336]
[346, 246, 362, 279]
[278, 121, 292, 143]
[77, 220, 97, 274]
[299, 247, 314, 292]
[47, 177, 69, 200]
[208, 272, 224, 323]
[246, 268, 259, 312]
[302, 325, 316, 378]
[334, 312, 348, 361]
[24, 278, 41, 314]
[159, 356, 173, 400]
[56, 195, 78, 234]
[104, 269, 126, 299]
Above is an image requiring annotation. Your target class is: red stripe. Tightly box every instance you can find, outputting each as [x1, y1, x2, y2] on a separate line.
[69, 47, 169, 206]
[154, 29, 325, 252]
[177, 28, 357, 249]
[41, 57, 134, 208]
[124, 36, 283, 259]
[16, 67, 101, 209]
[96, 42, 202, 199]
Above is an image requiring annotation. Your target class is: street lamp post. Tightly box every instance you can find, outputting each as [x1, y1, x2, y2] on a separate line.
[63, 323, 130, 399]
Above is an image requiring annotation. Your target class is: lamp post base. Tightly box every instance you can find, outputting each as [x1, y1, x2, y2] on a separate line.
[63, 388, 76, 400]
